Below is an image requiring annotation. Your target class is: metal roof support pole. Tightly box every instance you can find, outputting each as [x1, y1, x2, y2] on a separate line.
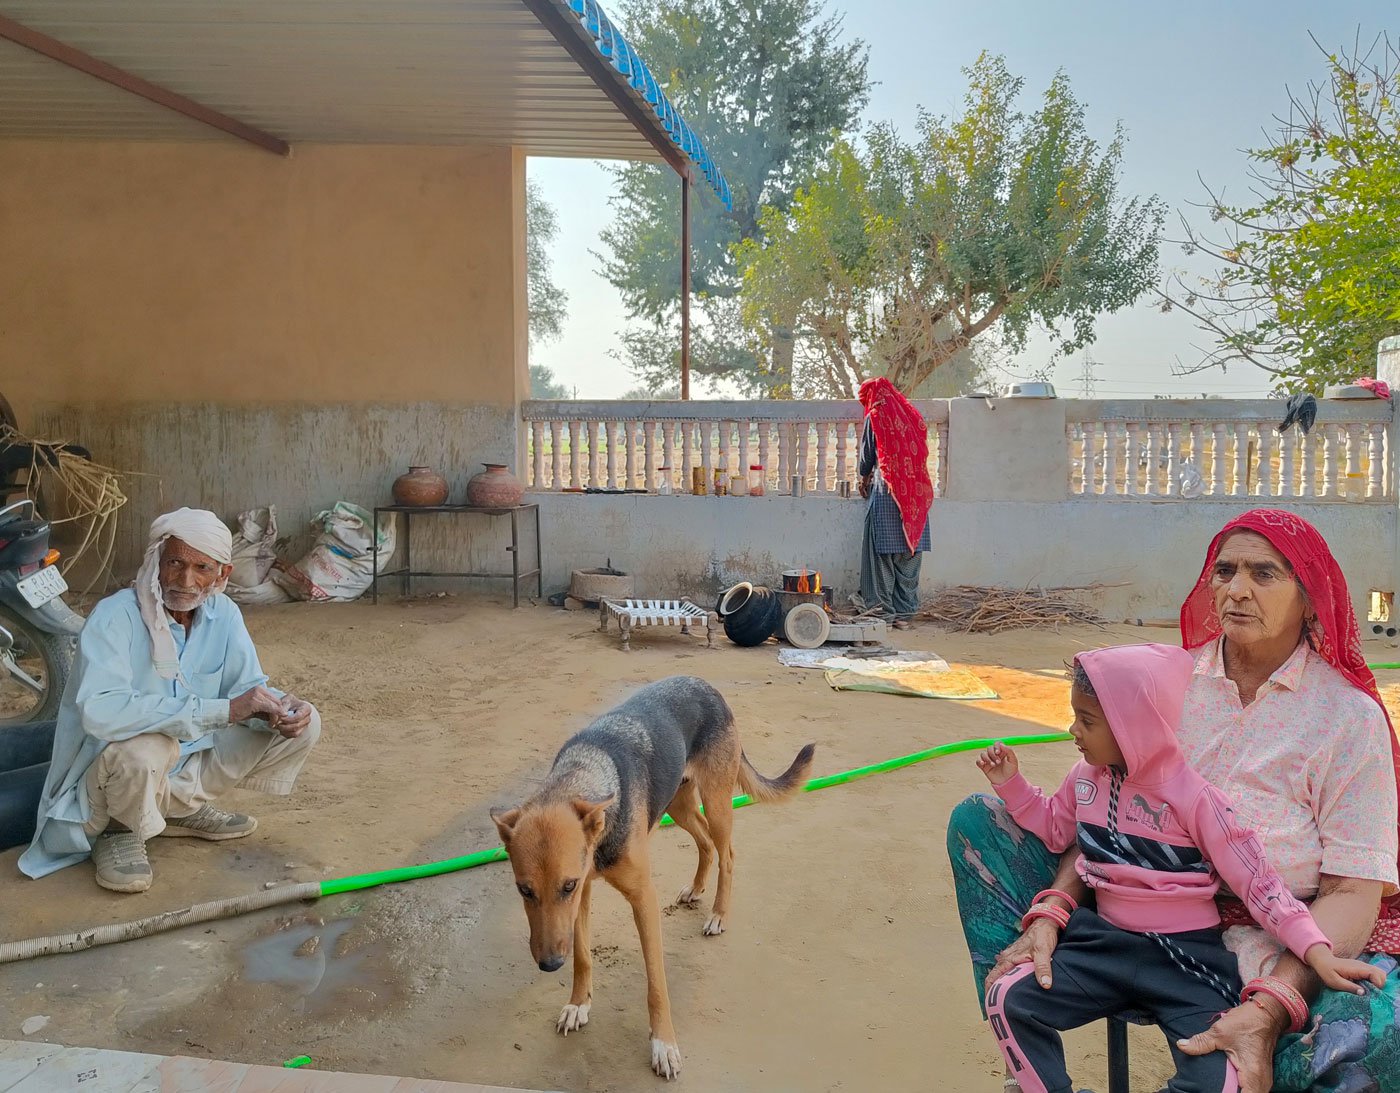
[680, 169, 692, 401]
[0, 15, 289, 156]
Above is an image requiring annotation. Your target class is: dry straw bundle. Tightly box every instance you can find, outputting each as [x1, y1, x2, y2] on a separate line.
[918, 584, 1108, 634]
[1, 425, 130, 595]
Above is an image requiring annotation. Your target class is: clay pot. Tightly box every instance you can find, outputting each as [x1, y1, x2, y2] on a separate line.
[465, 463, 524, 508]
[392, 465, 448, 507]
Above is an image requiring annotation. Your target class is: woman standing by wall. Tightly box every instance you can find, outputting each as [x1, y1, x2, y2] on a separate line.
[856, 378, 934, 630]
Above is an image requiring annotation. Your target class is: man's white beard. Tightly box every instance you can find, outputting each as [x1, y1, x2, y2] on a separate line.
[162, 587, 211, 613]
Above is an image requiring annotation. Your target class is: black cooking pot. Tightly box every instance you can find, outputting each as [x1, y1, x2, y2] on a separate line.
[717, 583, 781, 647]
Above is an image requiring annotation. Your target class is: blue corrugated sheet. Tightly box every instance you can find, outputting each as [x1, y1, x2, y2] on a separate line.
[563, 0, 732, 208]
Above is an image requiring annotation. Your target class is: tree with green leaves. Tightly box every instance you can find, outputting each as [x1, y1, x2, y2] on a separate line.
[619, 381, 682, 400]
[527, 179, 568, 349]
[529, 363, 573, 399]
[527, 180, 572, 398]
[599, 0, 870, 396]
[736, 55, 1165, 397]
[1162, 34, 1400, 392]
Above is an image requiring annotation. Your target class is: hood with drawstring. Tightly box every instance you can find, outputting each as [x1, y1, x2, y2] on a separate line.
[1076, 644, 1193, 786]
[993, 643, 1331, 955]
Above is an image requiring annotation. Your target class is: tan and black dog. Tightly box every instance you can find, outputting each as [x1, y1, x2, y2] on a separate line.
[490, 675, 815, 1080]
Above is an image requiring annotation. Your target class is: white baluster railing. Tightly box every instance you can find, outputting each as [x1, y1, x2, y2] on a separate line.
[1061, 399, 1393, 502]
[522, 399, 950, 497]
[1165, 423, 1180, 497]
[521, 398, 1389, 503]
[1279, 430, 1296, 499]
[1369, 424, 1386, 498]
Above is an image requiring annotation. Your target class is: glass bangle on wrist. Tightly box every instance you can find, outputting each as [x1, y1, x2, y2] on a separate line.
[1030, 888, 1079, 913]
[1241, 977, 1308, 1034]
[1019, 904, 1071, 932]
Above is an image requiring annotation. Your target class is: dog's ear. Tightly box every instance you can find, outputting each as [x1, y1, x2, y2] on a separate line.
[490, 806, 522, 844]
[571, 796, 615, 842]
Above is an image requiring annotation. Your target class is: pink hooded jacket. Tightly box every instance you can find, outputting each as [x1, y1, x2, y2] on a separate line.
[996, 643, 1330, 957]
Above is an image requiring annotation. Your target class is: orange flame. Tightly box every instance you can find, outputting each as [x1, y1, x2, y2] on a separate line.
[796, 569, 810, 594]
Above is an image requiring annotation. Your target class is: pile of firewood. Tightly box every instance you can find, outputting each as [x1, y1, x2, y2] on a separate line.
[917, 584, 1107, 634]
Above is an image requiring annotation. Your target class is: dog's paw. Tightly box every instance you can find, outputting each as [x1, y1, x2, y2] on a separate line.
[556, 1001, 591, 1035]
[650, 1037, 682, 1080]
[702, 913, 725, 936]
[676, 884, 704, 905]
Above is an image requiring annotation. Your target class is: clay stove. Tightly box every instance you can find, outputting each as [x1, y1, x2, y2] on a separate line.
[775, 568, 885, 647]
[778, 568, 832, 613]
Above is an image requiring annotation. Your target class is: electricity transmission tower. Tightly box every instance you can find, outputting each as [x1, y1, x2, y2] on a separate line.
[1077, 352, 1099, 399]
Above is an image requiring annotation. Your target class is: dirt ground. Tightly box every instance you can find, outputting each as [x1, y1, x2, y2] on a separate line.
[6, 599, 1394, 1091]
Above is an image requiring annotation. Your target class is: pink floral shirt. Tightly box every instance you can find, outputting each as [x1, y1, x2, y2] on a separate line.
[1182, 638, 1398, 978]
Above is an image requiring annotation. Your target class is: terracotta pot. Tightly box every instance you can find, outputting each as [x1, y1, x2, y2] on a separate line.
[392, 465, 449, 507]
[466, 463, 523, 508]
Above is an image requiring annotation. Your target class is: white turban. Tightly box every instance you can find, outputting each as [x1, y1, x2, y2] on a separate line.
[134, 508, 233, 681]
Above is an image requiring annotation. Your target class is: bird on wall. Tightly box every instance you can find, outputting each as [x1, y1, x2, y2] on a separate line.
[1277, 392, 1318, 435]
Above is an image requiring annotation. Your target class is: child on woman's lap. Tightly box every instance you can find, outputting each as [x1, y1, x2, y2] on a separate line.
[976, 644, 1382, 1093]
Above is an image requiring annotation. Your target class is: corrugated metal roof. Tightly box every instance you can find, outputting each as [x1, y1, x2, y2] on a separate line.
[557, 0, 730, 207]
[0, 0, 730, 199]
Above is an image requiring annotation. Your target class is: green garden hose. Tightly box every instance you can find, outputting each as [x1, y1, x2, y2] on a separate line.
[322, 729, 1073, 896]
[0, 730, 1071, 963]
[660, 729, 1071, 824]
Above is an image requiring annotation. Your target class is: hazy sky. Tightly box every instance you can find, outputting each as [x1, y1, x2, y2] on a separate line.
[529, 2, 1393, 399]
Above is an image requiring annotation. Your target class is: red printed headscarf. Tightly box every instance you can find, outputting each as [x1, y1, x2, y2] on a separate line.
[1181, 509, 1400, 884]
[858, 377, 933, 552]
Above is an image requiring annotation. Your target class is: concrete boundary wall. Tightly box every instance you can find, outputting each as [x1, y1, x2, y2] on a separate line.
[525, 386, 1400, 621]
[531, 492, 1394, 622]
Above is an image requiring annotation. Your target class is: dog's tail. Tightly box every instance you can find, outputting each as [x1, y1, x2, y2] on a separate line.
[737, 743, 816, 803]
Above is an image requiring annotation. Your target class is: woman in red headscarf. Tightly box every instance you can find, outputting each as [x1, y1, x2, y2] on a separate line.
[856, 378, 934, 630]
[947, 510, 1400, 1093]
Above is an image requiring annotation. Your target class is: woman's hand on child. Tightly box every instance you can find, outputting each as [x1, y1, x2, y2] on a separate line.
[1305, 945, 1387, 994]
[976, 743, 1019, 786]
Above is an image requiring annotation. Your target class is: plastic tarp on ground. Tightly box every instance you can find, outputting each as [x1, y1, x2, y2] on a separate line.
[820, 653, 998, 700]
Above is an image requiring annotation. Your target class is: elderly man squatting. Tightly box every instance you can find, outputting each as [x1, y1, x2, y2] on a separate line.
[19, 508, 319, 893]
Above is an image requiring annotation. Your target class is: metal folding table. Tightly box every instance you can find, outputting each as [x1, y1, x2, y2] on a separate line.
[371, 503, 542, 607]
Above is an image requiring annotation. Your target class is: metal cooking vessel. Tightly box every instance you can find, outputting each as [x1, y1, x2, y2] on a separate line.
[1003, 381, 1058, 399]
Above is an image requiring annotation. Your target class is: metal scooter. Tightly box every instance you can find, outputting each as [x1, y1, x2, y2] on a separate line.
[0, 500, 85, 726]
